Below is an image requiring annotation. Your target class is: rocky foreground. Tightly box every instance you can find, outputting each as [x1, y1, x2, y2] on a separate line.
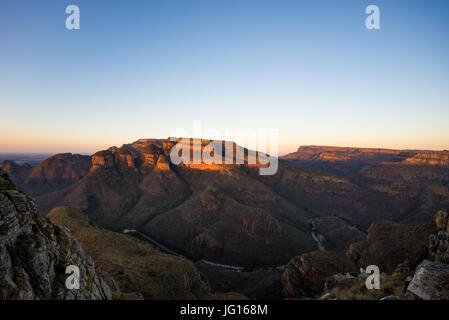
[0, 168, 111, 299]
[281, 210, 449, 300]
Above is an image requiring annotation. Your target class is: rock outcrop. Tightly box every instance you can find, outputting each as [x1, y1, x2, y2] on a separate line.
[434, 209, 449, 232]
[405, 211, 449, 300]
[346, 220, 435, 274]
[406, 260, 449, 300]
[282, 250, 357, 298]
[429, 210, 449, 264]
[0, 169, 111, 300]
[37, 139, 316, 268]
[402, 151, 449, 166]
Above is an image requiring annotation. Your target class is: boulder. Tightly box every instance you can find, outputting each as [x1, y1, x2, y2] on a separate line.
[406, 260, 449, 300]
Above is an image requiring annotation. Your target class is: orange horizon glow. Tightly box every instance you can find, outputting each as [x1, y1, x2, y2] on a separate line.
[1, 132, 448, 156]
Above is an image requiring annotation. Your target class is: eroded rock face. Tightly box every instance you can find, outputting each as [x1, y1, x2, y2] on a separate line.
[429, 210, 449, 264]
[282, 250, 357, 298]
[435, 210, 449, 232]
[403, 152, 449, 166]
[407, 260, 449, 300]
[140, 144, 162, 172]
[346, 220, 435, 274]
[0, 169, 111, 300]
[91, 150, 115, 171]
[114, 147, 136, 170]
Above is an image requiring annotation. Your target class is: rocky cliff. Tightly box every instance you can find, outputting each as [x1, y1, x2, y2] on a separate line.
[281, 145, 449, 226]
[346, 220, 435, 273]
[37, 139, 316, 268]
[0, 169, 111, 300]
[282, 250, 357, 298]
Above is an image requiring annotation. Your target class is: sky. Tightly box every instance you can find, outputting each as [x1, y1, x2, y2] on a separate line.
[0, 0, 448, 154]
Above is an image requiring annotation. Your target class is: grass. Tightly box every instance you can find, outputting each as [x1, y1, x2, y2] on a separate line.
[47, 207, 209, 300]
[327, 273, 411, 300]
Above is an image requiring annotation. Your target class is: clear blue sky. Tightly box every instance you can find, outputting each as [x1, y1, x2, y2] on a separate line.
[1, 0, 448, 154]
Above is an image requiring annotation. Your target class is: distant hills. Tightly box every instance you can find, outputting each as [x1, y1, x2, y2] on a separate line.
[2, 140, 449, 269]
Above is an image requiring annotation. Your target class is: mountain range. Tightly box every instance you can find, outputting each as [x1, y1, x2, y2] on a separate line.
[2, 140, 449, 269]
[1, 139, 449, 300]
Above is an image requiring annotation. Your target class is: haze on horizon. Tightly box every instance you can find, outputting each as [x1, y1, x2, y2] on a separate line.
[1, 0, 448, 155]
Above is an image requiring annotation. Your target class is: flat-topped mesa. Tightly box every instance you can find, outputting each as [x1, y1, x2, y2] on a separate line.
[401, 151, 449, 166]
[163, 137, 271, 170]
[284, 145, 402, 162]
[90, 138, 273, 175]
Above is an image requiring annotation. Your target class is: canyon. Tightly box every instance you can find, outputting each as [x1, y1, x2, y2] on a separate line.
[1, 141, 449, 269]
[1, 141, 449, 300]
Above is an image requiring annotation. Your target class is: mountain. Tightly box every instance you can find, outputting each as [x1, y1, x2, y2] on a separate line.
[37, 139, 317, 269]
[281, 145, 403, 177]
[0, 153, 92, 197]
[281, 146, 449, 225]
[0, 160, 32, 186]
[346, 220, 436, 274]
[282, 145, 449, 177]
[0, 168, 111, 300]
[13, 140, 449, 268]
[47, 207, 209, 299]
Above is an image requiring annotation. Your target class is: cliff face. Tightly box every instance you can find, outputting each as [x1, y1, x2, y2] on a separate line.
[402, 151, 449, 166]
[282, 250, 357, 298]
[281, 145, 402, 176]
[14, 140, 449, 268]
[346, 220, 436, 273]
[282, 146, 449, 176]
[37, 139, 316, 268]
[283, 145, 402, 162]
[280, 146, 449, 225]
[0, 169, 111, 300]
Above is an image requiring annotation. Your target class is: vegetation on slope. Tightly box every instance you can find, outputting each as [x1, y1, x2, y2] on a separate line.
[47, 207, 209, 300]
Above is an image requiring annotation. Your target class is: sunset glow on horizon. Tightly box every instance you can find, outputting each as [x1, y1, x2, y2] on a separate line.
[1, 0, 448, 155]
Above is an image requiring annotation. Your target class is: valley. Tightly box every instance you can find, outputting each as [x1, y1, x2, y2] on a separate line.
[1, 139, 449, 300]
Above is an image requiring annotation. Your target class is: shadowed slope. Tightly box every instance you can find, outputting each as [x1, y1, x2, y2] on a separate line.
[47, 207, 209, 299]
